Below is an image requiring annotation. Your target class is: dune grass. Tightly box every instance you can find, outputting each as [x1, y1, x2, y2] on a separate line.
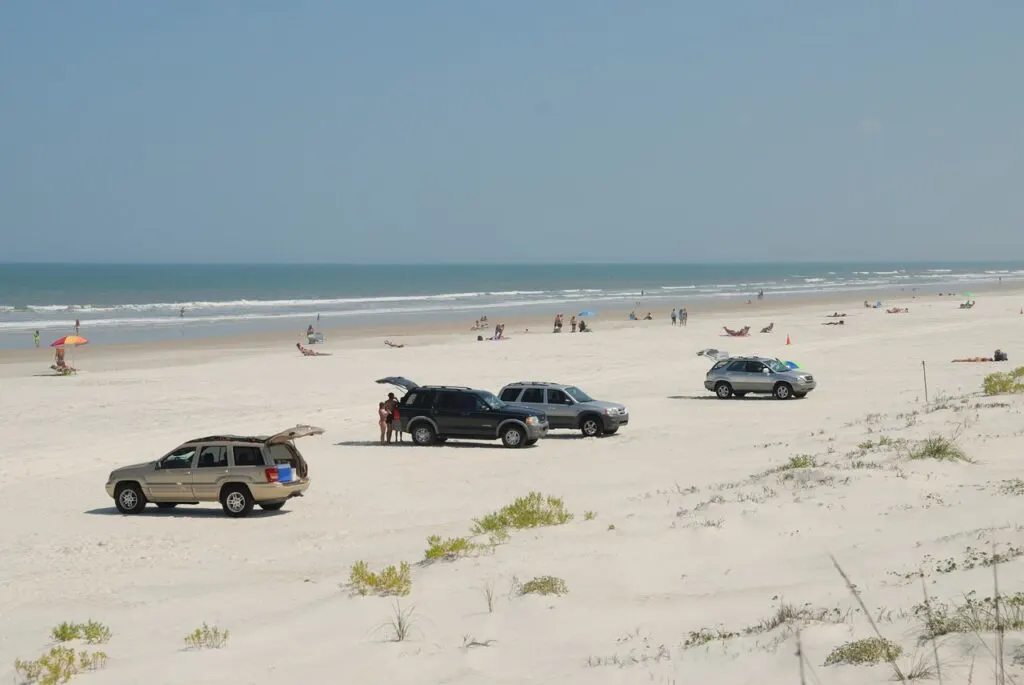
[907, 435, 972, 463]
[349, 560, 412, 596]
[470, 493, 573, 538]
[983, 367, 1024, 396]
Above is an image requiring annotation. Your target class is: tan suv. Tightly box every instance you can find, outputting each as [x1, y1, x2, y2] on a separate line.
[105, 425, 324, 517]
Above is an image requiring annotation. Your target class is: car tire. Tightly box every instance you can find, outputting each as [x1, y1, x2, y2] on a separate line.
[260, 502, 285, 511]
[525, 438, 538, 446]
[794, 392, 807, 399]
[114, 482, 147, 515]
[580, 416, 603, 437]
[155, 503, 177, 509]
[411, 424, 437, 446]
[220, 485, 254, 518]
[435, 436, 448, 443]
[714, 382, 734, 399]
[734, 392, 747, 398]
[604, 427, 619, 435]
[501, 425, 526, 448]
[773, 382, 794, 400]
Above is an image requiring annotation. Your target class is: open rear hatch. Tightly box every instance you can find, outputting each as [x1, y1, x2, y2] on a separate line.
[265, 425, 323, 480]
[375, 376, 420, 392]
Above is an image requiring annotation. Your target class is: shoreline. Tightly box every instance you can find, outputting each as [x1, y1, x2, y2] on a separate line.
[3, 283, 1019, 372]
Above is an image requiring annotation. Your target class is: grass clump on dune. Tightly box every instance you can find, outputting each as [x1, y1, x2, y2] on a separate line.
[183, 623, 229, 650]
[907, 435, 971, 463]
[349, 560, 412, 596]
[471, 492, 573, 538]
[983, 367, 1024, 396]
[824, 637, 902, 666]
[518, 576, 569, 596]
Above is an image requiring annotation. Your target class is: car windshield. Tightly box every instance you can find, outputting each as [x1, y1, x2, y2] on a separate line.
[768, 359, 790, 373]
[478, 391, 505, 410]
[564, 386, 593, 402]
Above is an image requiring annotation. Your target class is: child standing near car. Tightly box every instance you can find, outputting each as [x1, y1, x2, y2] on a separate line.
[391, 405, 402, 443]
[378, 402, 389, 445]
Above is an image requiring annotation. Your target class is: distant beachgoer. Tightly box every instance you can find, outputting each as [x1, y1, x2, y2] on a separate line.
[680, 308, 688, 326]
[570, 315, 577, 333]
[296, 343, 330, 356]
[578, 319, 588, 333]
[378, 402, 388, 445]
[33, 330, 40, 348]
[671, 309, 677, 325]
[553, 313, 563, 333]
[74, 318, 80, 333]
[180, 307, 185, 317]
[643, 312, 653, 320]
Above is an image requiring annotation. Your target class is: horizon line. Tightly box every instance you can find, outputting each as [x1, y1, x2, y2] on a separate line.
[4, 259, 1024, 267]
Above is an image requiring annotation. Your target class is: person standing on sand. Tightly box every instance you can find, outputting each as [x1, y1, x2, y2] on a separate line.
[570, 315, 577, 333]
[74, 318, 80, 334]
[671, 308, 677, 325]
[33, 330, 40, 348]
[378, 402, 389, 445]
[391, 405, 403, 442]
[680, 308, 688, 326]
[384, 393, 399, 443]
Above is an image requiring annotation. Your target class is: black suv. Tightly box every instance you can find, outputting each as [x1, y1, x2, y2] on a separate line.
[376, 377, 549, 448]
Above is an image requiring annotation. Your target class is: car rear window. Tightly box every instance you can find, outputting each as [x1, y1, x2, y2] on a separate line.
[232, 445, 264, 467]
[403, 391, 432, 408]
[499, 388, 521, 402]
[711, 360, 729, 370]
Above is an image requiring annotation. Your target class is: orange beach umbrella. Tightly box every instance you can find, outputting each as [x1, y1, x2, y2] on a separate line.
[51, 335, 88, 347]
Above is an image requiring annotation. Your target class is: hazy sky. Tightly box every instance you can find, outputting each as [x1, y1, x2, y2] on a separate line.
[2, 2, 1022, 264]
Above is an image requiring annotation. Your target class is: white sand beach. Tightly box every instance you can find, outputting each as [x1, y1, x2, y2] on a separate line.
[2, 292, 1023, 685]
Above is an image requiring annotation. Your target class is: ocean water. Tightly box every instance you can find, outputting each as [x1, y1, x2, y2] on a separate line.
[1, 262, 1022, 348]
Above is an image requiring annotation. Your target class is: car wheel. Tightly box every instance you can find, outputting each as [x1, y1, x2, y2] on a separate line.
[155, 503, 177, 509]
[114, 483, 147, 515]
[604, 427, 619, 435]
[220, 485, 254, 518]
[794, 392, 807, 399]
[502, 425, 526, 448]
[580, 416, 603, 437]
[411, 424, 437, 446]
[260, 502, 285, 511]
[773, 382, 794, 400]
[525, 438, 538, 446]
[714, 382, 733, 399]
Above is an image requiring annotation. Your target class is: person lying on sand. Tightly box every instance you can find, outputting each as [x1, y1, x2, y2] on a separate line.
[723, 325, 750, 337]
[760, 322, 774, 333]
[384, 340, 404, 348]
[826, 312, 847, 317]
[822, 320, 845, 326]
[952, 356, 994, 362]
[886, 307, 910, 314]
[296, 343, 331, 356]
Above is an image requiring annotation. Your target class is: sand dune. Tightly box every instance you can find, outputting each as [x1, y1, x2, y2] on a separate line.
[2, 293, 1023, 684]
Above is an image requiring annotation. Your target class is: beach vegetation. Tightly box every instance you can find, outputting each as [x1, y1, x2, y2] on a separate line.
[423, 535, 479, 562]
[906, 435, 971, 463]
[1000, 478, 1024, 495]
[607, 524, 616, 531]
[823, 637, 902, 666]
[470, 492, 573, 539]
[777, 454, 817, 471]
[518, 576, 568, 596]
[982, 367, 1024, 396]
[384, 601, 416, 642]
[482, 581, 495, 613]
[183, 623, 229, 650]
[49, 620, 111, 645]
[14, 646, 107, 685]
[914, 591, 1024, 640]
[348, 560, 412, 596]
[583, 510, 597, 521]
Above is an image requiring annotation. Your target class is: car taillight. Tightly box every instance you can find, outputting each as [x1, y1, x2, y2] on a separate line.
[265, 466, 279, 483]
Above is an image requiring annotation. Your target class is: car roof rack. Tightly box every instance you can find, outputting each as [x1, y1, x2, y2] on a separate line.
[189, 435, 265, 444]
[509, 381, 559, 386]
[418, 385, 474, 391]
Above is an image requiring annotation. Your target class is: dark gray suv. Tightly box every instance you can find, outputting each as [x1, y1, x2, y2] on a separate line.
[498, 381, 628, 437]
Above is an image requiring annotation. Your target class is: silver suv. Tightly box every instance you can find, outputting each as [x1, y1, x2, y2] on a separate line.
[498, 381, 628, 437]
[704, 357, 816, 400]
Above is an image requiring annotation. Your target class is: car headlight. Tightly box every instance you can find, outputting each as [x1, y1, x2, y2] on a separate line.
[525, 416, 538, 425]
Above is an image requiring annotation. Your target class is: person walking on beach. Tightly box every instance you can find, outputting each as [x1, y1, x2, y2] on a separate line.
[378, 402, 389, 445]
[671, 308, 677, 325]
[680, 308, 688, 326]
[74, 318, 80, 334]
[33, 330, 40, 348]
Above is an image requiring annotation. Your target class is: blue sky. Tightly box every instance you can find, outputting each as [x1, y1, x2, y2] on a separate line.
[1, 2, 1022, 263]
